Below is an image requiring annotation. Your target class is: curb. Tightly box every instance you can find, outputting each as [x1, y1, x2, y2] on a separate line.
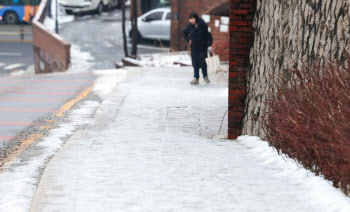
[0, 85, 94, 172]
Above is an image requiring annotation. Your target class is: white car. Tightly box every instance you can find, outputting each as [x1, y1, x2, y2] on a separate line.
[59, 0, 120, 15]
[129, 8, 171, 42]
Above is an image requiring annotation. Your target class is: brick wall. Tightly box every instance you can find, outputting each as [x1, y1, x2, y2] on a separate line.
[170, 0, 228, 53]
[33, 0, 70, 74]
[207, 15, 229, 61]
[228, 0, 256, 139]
[229, 0, 350, 140]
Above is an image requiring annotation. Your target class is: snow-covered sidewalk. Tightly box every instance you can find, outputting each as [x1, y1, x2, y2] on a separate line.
[28, 67, 350, 211]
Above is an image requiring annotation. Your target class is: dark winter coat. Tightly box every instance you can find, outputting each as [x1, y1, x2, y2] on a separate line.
[183, 18, 212, 60]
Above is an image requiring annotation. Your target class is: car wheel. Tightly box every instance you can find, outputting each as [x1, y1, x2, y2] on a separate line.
[96, 2, 104, 15]
[4, 11, 19, 24]
[65, 9, 73, 15]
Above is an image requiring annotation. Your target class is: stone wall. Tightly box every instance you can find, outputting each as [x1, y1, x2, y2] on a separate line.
[33, 0, 70, 74]
[242, 0, 350, 137]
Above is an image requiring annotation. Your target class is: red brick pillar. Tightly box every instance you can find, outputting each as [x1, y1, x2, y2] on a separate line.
[170, 0, 180, 51]
[228, 0, 256, 139]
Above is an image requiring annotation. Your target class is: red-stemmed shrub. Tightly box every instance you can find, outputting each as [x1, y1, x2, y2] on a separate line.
[262, 60, 350, 195]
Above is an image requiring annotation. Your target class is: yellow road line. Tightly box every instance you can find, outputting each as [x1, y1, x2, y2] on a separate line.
[0, 133, 43, 171]
[0, 86, 94, 171]
[46, 119, 57, 124]
[39, 126, 52, 130]
[55, 86, 93, 117]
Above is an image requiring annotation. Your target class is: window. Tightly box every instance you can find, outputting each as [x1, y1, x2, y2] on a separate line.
[22, 0, 31, 5]
[0, 0, 38, 5]
[144, 11, 163, 22]
[9, 0, 21, 5]
[0, 0, 17, 5]
[31, 0, 40, 5]
[165, 12, 170, 20]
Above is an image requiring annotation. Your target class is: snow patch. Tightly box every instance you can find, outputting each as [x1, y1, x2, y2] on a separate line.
[9, 70, 26, 76]
[92, 69, 127, 98]
[137, 52, 192, 67]
[29, 69, 350, 211]
[0, 100, 99, 212]
[238, 136, 350, 211]
[67, 45, 95, 73]
[0, 69, 125, 212]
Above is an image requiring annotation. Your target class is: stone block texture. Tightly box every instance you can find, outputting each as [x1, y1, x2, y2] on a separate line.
[242, 0, 350, 137]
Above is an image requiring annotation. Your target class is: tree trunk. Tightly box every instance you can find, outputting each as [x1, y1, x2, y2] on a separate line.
[242, 0, 350, 138]
[121, 0, 129, 57]
[131, 0, 138, 56]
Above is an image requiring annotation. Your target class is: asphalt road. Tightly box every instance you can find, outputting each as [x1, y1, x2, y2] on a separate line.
[0, 25, 34, 75]
[0, 8, 169, 162]
[0, 73, 96, 159]
[0, 41, 34, 75]
[0, 24, 33, 42]
[60, 9, 169, 70]
[0, 9, 169, 75]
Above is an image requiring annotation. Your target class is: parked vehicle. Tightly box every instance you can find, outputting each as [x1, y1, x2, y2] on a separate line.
[59, 0, 120, 15]
[0, 0, 40, 24]
[129, 7, 170, 42]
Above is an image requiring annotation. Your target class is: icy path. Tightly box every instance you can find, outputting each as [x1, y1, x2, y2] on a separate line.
[30, 68, 350, 212]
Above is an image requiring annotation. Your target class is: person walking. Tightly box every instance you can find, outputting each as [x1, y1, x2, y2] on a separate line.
[183, 12, 212, 85]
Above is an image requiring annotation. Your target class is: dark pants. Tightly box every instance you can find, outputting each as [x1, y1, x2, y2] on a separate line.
[192, 58, 208, 80]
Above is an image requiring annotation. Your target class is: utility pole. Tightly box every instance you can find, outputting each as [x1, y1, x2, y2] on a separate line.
[47, 0, 52, 17]
[121, 0, 129, 57]
[131, 0, 138, 56]
[55, 0, 59, 34]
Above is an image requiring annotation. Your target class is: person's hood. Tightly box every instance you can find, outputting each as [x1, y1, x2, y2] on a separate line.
[198, 18, 206, 26]
[185, 18, 206, 29]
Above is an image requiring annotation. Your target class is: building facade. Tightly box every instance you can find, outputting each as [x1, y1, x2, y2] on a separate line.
[170, 0, 229, 61]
